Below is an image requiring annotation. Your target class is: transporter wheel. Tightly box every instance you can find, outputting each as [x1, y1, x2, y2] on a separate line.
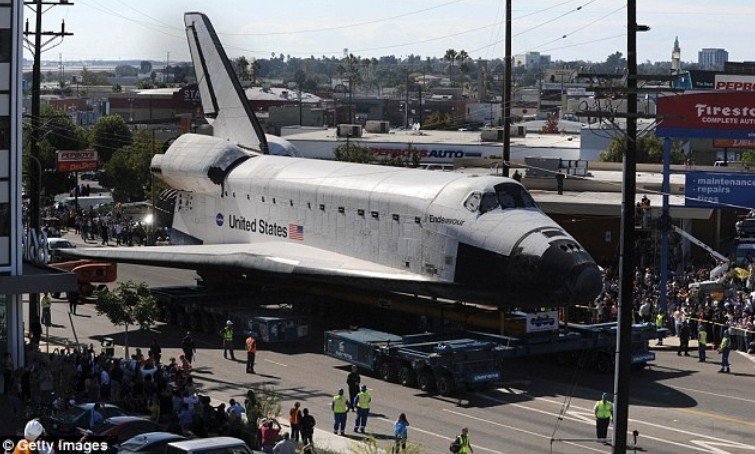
[435, 373, 456, 396]
[594, 352, 613, 374]
[418, 370, 435, 392]
[399, 366, 416, 387]
[380, 362, 398, 383]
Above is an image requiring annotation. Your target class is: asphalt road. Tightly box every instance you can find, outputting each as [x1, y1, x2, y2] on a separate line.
[31, 261, 755, 453]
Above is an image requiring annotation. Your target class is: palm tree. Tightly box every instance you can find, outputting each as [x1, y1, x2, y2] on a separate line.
[444, 49, 457, 84]
[457, 49, 470, 92]
[251, 59, 261, 85]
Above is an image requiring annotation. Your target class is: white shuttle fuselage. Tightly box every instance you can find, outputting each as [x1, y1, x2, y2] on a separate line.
[67, 12, 602, 309]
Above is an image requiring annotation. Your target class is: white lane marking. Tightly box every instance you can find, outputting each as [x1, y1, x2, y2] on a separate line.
[672, 384, 755, 405]
[443, 409, 609, 454]
[474, 393, 712, 453]
[735, 351, 755, 367]
[263, 359, 288, 367]
[376, 417, 504, 454]
[690, 440, 755, 453]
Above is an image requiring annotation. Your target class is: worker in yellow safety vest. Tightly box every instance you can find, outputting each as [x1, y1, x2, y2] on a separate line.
[451, 427, 473, 454]
[354, 384, 371, 433]
[220, 320, 235, 360]
[698, 325, 707, 362]
[718, 331, 731, 373]
[594, 392, 613, 443]
[655, 312, 665, 346]
[331, 388, 348, 435]
[41, 293, 52, 327]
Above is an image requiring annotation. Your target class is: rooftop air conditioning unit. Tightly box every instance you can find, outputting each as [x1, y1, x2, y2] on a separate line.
[365, 120, 390, 133]
[337, 124, 363, 138]
[480, 128, 504, 142]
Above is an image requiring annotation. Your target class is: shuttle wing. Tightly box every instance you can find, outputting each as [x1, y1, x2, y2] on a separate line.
[64, 243, 433, 283]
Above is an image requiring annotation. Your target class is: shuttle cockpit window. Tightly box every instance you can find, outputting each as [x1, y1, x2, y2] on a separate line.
[479, 183, 537, 214]
[463, 192, 482, 212]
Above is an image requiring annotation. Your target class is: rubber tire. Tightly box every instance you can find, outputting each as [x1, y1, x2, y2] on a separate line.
[418, 371, 435, 392]
[594, 353, 612, 374]
[380, 362, 398, 383]
[399, 366, 416, 387]
[435, 373, 455, 396]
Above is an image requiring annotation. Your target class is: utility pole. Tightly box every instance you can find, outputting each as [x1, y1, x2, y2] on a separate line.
[23, 0, 73, 331]
[405, 70, 410, 129]
[613, 1, 639, 450]
[501, 0, 512, 177]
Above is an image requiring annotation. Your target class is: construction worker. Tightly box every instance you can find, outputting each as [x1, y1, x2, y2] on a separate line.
[451, 427, 473, 454]
[245, 332, 257, 374]
[593, 392, 613, 443]
[655, 311, 665, 346]
[220, 320, 235, 360]
[331, 388, 348, 436]
[718, 330, 731, 373]
[698, 324, 707, 362]
[354, 384, 371, 433]
[41, 292, 52, 326]
[13, 419, 51, 454]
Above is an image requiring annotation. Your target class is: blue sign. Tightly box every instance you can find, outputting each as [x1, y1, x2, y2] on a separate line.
[215, 213, 224, 226]
[685, 172, 755, 209]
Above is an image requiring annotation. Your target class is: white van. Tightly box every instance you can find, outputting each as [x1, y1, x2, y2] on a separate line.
[165, 437, 259, 454]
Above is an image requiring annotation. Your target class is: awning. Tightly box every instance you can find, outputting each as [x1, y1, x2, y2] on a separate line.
[0, 261, 78, 294]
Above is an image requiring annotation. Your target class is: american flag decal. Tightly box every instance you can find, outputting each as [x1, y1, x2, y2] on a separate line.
[289, 223, 304, 240]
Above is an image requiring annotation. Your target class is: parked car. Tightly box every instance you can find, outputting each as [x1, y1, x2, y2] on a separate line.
[93, 416, 165, 444]
[166, 437, 259, 454]
[46, 237, 76, 263]
[116, 432, 187, 453]
[735, 217, 755, 239]
[43, 403, 127, 436]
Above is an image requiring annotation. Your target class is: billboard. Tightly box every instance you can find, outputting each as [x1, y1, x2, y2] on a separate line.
[657, 92, 755, 139]
[685, 172, 755, 209]
[56, 150, 98, 172]
[714, 74, 755, 92]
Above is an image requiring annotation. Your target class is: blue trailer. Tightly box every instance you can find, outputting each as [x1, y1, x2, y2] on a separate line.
[324, 328, 514, 395]
[324, 323, 666, 395]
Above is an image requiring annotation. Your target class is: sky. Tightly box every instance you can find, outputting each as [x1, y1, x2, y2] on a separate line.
[24, 0, 755, 65]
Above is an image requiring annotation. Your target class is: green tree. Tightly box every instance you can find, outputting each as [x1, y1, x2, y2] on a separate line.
[234, 56, 251, 81]
[80, 67, 110, 85]
[23, 106, 88, 202]
[139, 60, 152, 74]
[94, 281, 159, 358]
[90, 115, 133, 163]
[742, 150, 755, 166]
[334, 142, 374, 163]
[444, 49, 457, 83]
[600, 135, 685, 164]
[114, 65, 138, 77]
[99, 129, 156, 202]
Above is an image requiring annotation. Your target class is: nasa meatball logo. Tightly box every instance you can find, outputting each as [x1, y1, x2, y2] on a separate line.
[215, 213, 224, 227]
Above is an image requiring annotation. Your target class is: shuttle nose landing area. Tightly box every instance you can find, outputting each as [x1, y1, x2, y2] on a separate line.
[540, 239, 602, 304]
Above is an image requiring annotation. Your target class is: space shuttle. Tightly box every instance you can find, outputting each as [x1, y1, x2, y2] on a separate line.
[67, 12, 602, 309]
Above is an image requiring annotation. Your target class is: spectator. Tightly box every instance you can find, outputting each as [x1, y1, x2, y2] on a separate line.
[259, 419, 282, 453]
[272, 432, 295, 454]
[178, 403, 193, 432]
[300, 407, 316, 446]
[289, 401, 302, 443]
[227, 398, 245, 417]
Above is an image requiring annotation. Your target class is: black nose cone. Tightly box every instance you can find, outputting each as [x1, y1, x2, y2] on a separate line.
[540, 239, 602, 304]
[570, 263, 603, 302]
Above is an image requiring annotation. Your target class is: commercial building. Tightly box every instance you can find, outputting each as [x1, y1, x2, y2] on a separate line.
[1, 0, 75, 368]
[698, 48, 729, 70]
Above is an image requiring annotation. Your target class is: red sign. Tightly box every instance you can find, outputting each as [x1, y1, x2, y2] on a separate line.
[657, 92, 755, 139]
[57, 150, 99, 173]
[57, 160, 99, 172]
[712, 138, 755, 148]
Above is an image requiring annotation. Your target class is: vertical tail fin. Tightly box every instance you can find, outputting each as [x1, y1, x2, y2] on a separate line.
[184, 12, 268, 153]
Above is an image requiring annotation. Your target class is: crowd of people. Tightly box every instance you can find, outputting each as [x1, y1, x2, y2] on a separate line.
[2, 341, 324, 453]
[590, 260, 755, 360]
[41, 202, 170, 248]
